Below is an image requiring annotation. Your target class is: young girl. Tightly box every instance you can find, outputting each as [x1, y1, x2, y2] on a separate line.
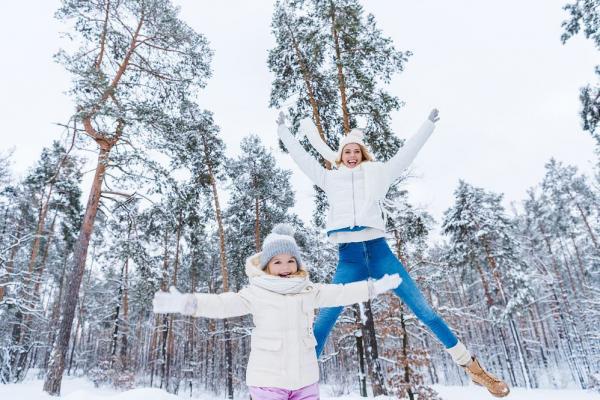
[276, 111, 510, 398]
[153, 224, 401, 399]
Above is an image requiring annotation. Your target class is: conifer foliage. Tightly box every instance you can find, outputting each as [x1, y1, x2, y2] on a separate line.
[562, 0, 600, 139]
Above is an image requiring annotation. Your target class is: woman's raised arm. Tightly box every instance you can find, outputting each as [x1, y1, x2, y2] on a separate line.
[277, 112, 327, 189]
[385, 109, 438, 182]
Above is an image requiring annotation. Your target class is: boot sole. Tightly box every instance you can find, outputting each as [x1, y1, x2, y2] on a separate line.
[473, 381, 511, 397]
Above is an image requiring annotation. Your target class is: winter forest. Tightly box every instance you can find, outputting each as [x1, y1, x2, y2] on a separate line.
[0, 0, 599, 399]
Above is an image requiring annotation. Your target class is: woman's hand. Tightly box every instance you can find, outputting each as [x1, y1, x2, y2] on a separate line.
[276, 111, 286, 126]
[429, 108, 440, 123]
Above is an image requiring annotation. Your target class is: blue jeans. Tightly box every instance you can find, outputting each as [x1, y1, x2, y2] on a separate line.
[314, 237, 458, 356]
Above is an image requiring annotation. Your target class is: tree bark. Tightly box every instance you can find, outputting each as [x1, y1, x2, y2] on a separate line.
[165, 209, 183, 391]
[254, 177, 261, 251]
[202, 135, 233, 399]
[329, 3, 350, 134]
[43, 147, 109, 396]
[1, 217, 23, 302]
[362, 300, 387, 396]
[400, 309, 414, 400]
[282, 11, 332, 169]
[354, 330, 367, 397]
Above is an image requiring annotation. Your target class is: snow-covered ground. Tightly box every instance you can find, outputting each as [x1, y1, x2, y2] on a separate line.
[1, 376, 598, 400]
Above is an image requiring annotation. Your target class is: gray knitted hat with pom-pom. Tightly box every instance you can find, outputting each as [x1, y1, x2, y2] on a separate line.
[259, 223, 303, 269]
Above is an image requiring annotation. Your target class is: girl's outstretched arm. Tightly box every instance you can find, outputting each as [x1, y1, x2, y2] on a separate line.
[153, 287, 252, 319]
[187, 290, 252, 318]
[277, 113, 327, 189]
[314, 274, 401, 308]
[385, 109, 438, 181]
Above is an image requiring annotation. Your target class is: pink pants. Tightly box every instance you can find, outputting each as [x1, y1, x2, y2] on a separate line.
[248, 382, 319, 400]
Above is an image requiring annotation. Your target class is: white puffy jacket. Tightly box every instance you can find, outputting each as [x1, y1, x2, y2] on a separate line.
[277, 118, 436, 233]
[185, 253, 370, 390]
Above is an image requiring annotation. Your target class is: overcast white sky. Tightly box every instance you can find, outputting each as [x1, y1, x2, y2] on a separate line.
[0, 1, 598, 235]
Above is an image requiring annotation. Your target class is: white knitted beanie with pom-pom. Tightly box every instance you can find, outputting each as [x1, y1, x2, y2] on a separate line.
[259, 223, 303, 269]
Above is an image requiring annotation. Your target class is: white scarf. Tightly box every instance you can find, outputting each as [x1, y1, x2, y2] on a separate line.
[250, 274, 310, 294]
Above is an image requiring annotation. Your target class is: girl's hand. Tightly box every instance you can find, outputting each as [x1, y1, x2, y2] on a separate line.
[276, 111, 286, 126]
[429, 108, 440, 123]
[153, 287, 192, 314]
[369, 274, 402, 298]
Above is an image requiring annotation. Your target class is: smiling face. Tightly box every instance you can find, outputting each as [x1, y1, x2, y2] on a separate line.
[265, 253, 299, 278]
[341, 143, 364, 168]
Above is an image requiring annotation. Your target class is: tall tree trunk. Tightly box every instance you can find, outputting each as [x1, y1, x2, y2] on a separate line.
[33, 213, 57, 298]
[13, 214, 59, 380]
[43, 258, 68, 373]
[400, 309, 415, 400]
[568, 194, 599, 250]
[282, 12, 331, 168]
[496, 327, 517, 386]
[1, 217, 23, 302]
[120, 249, 130, 370]
[202, 136, 233, 399]
[329, 3, 350, 133]
[68, 246, 96, 377]
[110, 262, 126, 366]
[165, 210, 183, 391]
[25, 112, 76, 304]
[540, 232, 590, 388]
[354, 329, 367, 397]
[149, 315, 160, 387]
[569, 234, 589, 290]
[362, 300, 387, 396]
[24, 183, 54, 290]
[478, 233, 533, 387]
[472, 255, 494, 306]
[43, 147, 110, 396]
[158, 229, 170, 389]
[254, 179, 261, 251]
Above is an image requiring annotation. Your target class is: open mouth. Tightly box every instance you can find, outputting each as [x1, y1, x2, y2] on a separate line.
[347, 160, 357, 167]
[278, 273, 292, 278]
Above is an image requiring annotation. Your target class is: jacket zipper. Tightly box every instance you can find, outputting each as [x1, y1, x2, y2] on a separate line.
[351, 171, 356, 227]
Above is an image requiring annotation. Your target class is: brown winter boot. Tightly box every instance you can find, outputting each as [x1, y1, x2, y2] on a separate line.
[463, 357, 510, 397]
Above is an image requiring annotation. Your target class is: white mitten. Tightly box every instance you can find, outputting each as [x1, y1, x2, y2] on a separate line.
[152, 287, 195, 315]
[428, 108, 440, 123]
[276, 111, 287, 126]
[369, 274, 402, 298]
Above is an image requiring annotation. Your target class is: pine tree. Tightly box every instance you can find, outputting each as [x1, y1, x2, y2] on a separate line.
[158, 99, 236, 398]
[536, 160, 598, 387]
[44, 0, 213, 395]
[0, 140, 83, 383]
[442, 180, 536, 388]
[0, 149, 12, 190]
[225, 134, 296, 285]
[562, 0, 600, 139]
[542, 159, 599, 251]
[269, 0, 409, 159]
[521, 187, 595, 388]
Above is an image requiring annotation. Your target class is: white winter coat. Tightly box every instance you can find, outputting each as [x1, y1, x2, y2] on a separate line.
[186, 253, 370, 390]
[277, 119, 435, 233]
